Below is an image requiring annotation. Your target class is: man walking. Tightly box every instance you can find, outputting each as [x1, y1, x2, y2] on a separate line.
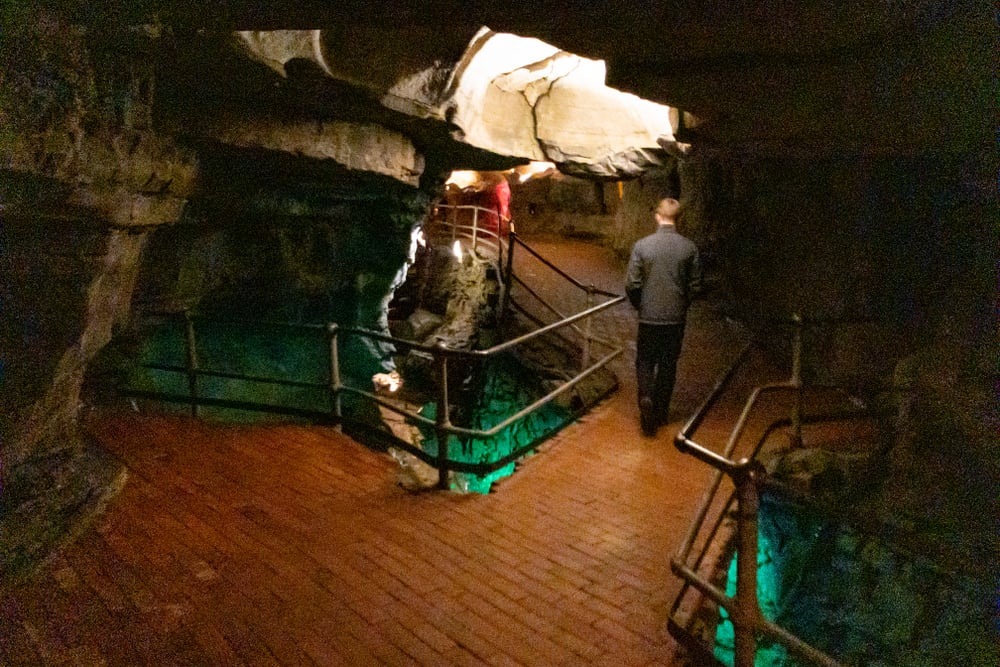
[625, 197, 702, 436]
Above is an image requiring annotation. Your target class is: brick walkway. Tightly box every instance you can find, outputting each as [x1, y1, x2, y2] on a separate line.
[1, 395, 737, 666]
[1, 239, 759, 666]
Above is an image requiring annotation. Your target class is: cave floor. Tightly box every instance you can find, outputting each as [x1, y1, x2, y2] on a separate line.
[1, 237, 828, 666]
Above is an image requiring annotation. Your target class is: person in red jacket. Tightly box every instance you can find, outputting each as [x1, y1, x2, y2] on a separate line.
[478, 175, 511, 239]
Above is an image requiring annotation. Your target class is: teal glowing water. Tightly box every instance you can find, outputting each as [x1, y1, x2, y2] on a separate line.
[125, 323, 571, 493]
[416, 354, 571, 493]
[128, 319, 332, 420]
[714, 493, 995, 666]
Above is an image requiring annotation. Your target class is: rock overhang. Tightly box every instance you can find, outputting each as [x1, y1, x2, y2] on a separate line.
[222, 27, 679, 183]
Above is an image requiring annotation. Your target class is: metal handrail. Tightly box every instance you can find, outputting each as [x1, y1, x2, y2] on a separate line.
[426, 203, 509, 276]
[427, 202, 621, 338]
[507, 273, 619, 350]
[669, 316, 855, 667]
[129, 303, 622, 487]
[328, 293, 623, 359]
[503, 233, 624, 373]
[336, 346, 622, 438]
[510, 234, 619, 299]
[330, 291, 625, 487]
[126, 234, 625, 489]
[141, 362, 327, 389]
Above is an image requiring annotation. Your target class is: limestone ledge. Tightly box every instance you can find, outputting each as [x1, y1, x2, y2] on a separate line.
[192, 116, 424, 187]
[2, 132, 198, 205]
[68, 188, 188, 228]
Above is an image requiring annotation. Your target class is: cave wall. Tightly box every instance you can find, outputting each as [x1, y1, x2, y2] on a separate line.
[135, 185, 427, 326]
[0, 9, 437, 579]
[0, 12, 196, 467]
[509, 173, 618, 238]
[509, 160, 681, 251]
[687, 146, 999, 578]
[698, 149, 996, 392]
[0, 10, 199, 580]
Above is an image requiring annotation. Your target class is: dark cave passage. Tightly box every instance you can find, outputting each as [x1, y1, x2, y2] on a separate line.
[1, 6, 994, 666]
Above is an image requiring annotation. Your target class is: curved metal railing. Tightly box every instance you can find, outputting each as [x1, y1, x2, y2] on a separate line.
[126, 292, 623, 489]
[123, 210, 627, 490]
[668, 315, 890, 667]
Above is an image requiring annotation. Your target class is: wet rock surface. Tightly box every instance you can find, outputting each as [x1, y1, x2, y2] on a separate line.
[0, 436, 126, 587]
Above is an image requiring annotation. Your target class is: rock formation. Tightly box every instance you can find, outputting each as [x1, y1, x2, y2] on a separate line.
[0, 8, 994, 644]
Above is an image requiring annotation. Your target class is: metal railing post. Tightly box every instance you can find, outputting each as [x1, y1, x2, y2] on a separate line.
[497, 219, 505, 279]
[435, 342, 451, 490]
[328, 323, 343, 429]
[733, 462, 764, 667]
[790, 313, 804, 447]
[581, 285, 595, 371]
[471, 206, 479, 252]
[183, 310, 199, 417]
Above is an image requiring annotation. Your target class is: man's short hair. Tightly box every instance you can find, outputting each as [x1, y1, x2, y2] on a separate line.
[656, 197, 682, 220]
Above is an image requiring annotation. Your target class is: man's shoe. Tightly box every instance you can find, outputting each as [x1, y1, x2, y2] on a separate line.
[639, 397, 657, 436]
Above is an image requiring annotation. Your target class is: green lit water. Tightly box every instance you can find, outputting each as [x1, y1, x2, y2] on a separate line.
[417, 354, 573, 493]
[124, 321, 573, 493]
[126, 318, 333, 420]
[714, 492, 996, 666]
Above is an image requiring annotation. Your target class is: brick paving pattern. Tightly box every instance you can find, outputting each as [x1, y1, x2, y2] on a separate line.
[1, 238, 756, 666]
[1, 398, 728, 666]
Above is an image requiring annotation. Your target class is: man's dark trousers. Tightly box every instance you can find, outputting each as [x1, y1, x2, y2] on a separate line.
[636, 321, 685, 427]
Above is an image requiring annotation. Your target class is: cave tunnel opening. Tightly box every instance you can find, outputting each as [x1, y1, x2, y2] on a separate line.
[1, 6, 996, 665]
[75, 146, 996, 665]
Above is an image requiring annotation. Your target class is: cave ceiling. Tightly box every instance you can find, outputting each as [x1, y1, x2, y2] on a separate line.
[33, 1, 996, 185]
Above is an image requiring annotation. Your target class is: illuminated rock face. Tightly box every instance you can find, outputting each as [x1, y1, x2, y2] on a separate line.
[235, 27, 677, 180]
[0, 16, 196, 466]
[194, 114, 425, 187]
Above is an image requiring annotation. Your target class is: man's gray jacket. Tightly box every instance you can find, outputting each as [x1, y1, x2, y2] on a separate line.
[625, 225, 702, 324]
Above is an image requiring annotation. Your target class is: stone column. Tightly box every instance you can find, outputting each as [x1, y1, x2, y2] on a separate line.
[0, 10, 196, 582]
